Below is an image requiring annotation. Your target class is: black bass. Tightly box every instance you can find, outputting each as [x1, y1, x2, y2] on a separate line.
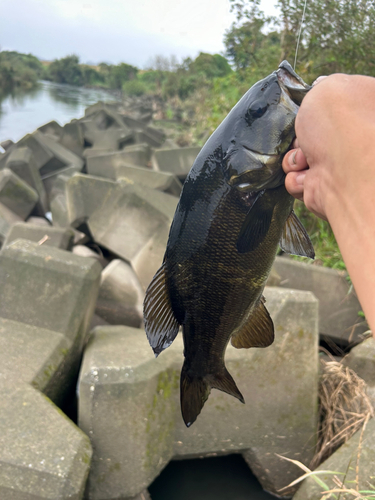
[144, 61, 314, 427]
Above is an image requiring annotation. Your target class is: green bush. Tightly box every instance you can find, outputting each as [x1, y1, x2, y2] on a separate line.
[0, 51, 43, 92]
[122, 79, 147, 96]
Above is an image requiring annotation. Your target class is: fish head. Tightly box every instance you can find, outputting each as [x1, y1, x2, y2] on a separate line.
[223, 60, 311, 192]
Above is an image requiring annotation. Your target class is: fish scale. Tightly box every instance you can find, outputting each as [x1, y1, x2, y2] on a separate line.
[144, 61, 315, 427]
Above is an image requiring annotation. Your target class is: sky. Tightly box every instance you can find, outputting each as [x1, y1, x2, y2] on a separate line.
[2, 0, 279, 68]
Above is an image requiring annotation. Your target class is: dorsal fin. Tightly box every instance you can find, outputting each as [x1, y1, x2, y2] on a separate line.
[280, 210, 315, 258]
[143, 263, 180, 357]
[231, 297, 274, 349]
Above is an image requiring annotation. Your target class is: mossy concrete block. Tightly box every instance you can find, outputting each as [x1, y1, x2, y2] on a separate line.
[3, 222, 75, 250]
[293, 418, 375, 500]
[152, 146, 201, 181]
[273, 256, 366, 344]
[5, 147, 49, 215]
[0, 239, 101, 342]
[0, 317, 70, 400]
[343, 337, 375, 407]
[95, 259, 144, 327]
[78, 287, 319, 499]
[0, 381, 92, 500]
[87, 184, 177, 289]
[112, 164, 182, 196]
[0, 168, 38, 219]
[0, 202, 23, 244]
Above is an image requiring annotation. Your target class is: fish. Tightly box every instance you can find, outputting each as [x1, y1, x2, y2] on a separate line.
[143, 61, 315, 427]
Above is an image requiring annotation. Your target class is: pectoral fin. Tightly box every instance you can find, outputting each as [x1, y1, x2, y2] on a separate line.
[279, 210, 315, 259]
[237, 190, 274, 253]
[143, 263, 180, 357]
[231, 297, 274, 348]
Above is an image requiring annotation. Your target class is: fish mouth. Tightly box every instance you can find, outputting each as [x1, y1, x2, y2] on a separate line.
[276, 61, 311, 105]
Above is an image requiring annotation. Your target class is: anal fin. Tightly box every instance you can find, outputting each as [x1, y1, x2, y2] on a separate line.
[143, 263, 180, 357]
[280, 210, 315, 258]
[231, 297, 274, 348]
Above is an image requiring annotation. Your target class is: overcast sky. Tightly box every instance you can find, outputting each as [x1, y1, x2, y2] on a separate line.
[2, 0, 279, 68]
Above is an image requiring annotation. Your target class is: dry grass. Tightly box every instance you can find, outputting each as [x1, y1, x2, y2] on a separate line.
[310, 358, 374, 470]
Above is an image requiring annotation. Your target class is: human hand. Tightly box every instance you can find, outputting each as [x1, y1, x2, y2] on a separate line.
[282, 76, 328, 220]
[283, 73, 375, 223]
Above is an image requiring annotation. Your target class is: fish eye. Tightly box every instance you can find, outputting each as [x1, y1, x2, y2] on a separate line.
[247, 100, 268, 119]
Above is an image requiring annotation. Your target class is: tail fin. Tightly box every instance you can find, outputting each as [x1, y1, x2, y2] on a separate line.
[180, 364, 245, 427]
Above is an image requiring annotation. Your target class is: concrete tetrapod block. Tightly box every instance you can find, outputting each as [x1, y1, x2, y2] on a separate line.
[0, 168, 38, 219]
[0, 380, 92, 500]
[111, 164, 182, 196]
[72, 245, 107, 267]
[60, 120, 85, 156]
[0, 239, 101, 405]
[293, 418, 375, 500]
[152, 146, 201, 181]
[5, 147, 49, 215]
[343, 337, 375, 408]
[0, 239, 101, 342]
[43, 164, 82, 202]
[0, 139, 15, 151]
[26, 216, 51, 227]
[33, 131, 84, 178]
[37, 120, 63, 141]
[78, 287, 319, 500]
[63, 173, 120, 228]
[81, 121, 133, 154]
[86, 144, 152, 175]
[0, 202, 23, 244]
[272, 256, 367, 344]
[3, 222, 75, 250]
[0, 316, 71, 401]
[15, 133, 55, 171]
[95, 259, 144, 327]
[87, 183, 178, 289]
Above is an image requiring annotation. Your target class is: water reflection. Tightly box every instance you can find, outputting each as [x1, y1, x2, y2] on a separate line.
[0, 80, 120, 143]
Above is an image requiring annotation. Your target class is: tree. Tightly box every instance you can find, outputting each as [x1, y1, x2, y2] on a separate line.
[189, 53, 232, 78]
[48, 55, 83, 86]
[108, 63, 138, 89]
[225, 0, 375, 78]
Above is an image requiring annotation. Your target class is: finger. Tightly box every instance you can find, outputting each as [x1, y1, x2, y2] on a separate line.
[312, 75, 327, 86]
[284, 171, 305, 201]
[282, 148, 308, 174]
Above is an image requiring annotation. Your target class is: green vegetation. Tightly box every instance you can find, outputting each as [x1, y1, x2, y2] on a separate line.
[0, 51, 45, 94]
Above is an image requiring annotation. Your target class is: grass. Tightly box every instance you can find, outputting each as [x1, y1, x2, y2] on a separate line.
[277, 359, 374, 499]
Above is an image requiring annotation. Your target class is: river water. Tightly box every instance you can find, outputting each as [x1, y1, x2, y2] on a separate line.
[0, 79, 278, 500]
[0, 80, 120, 145]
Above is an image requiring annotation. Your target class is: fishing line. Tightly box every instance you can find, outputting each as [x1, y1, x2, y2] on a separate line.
[294, 0, 308, 70]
